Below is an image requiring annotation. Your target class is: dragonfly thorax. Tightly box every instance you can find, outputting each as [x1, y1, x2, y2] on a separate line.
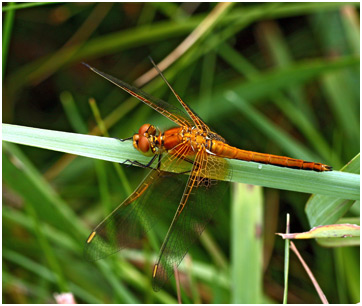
[182, 127, 213, 153]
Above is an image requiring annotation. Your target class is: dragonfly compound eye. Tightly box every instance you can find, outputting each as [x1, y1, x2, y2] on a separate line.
[138, 135, 151, 154]
[138, 123, 151, 136]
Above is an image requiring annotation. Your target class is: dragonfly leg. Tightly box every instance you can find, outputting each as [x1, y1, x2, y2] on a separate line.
[122, 154, 159, 170]
[123, 159, 151, 168]
[182, 157, 194, 165]
[123, 154, 190, 177]
[117, 136, 133, 142]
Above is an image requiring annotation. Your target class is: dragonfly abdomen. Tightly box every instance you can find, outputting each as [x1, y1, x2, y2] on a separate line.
[211, 142, 332, 172]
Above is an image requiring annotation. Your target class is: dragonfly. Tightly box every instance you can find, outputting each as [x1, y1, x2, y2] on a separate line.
[83, 60, 332, 291]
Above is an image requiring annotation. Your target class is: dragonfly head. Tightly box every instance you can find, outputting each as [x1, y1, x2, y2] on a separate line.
[133, 123, 158, 156]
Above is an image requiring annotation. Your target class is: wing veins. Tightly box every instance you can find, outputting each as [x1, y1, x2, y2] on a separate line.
[83, 63, 193, 127]
[152, 150, 204, 289]
[148, 58, 211, 131]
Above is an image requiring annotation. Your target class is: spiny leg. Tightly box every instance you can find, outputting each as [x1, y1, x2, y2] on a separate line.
[122, 154, 159, 170]
[117, 136, 133, 142]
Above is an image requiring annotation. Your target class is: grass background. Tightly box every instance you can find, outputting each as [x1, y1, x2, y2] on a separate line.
[2, 2, 360, 303]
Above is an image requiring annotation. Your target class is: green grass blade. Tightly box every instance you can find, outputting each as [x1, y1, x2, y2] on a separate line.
[231, 183, 263, 303]
[60, 91, 88, 134]
[2, 141, 154, 303]
[2, 2, 15, 78]
[334, 247, 360, 303]
[225, 92, 320, 161]
[3, 123, 359, 200]
[340, 6, 360, 55]
[3, 249, 103, 303]
[283, 214, 290, 304]
[2, 141, 85, 238]
[198, 56, 359, 125]
[322, 73, 359, 150]
[218, 43, 335, 164]
[6, 3, 357, 95]
[1, 2, 55, 11]
[25, 203, 69, 292]
[306, 153, 360, 227]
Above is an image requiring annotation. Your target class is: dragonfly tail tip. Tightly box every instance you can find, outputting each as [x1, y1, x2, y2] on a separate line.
[323, 165, 333, 171]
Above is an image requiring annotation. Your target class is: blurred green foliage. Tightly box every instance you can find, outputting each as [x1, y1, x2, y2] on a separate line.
[2, 2, 359, 303]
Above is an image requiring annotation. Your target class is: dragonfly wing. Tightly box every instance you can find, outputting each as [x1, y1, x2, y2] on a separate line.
[84, 154, 192, 262]
[152, 152, 230, 291]
[83, 63, 194, 127]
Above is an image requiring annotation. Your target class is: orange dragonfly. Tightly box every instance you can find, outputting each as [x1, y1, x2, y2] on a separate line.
[83, 60, 332, 291]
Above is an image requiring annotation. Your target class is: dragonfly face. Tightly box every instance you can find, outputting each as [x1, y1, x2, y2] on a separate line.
[83, 61, 332, 292]
[132, 123, 159, 156]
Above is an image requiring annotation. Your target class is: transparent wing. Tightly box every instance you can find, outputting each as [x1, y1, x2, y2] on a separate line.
[148, 58, 211, 132]
[83, 63, 194, 128]
[152, 151, 230, 291]
[84, 62, 227, 142]
[84, 152, 192, 262]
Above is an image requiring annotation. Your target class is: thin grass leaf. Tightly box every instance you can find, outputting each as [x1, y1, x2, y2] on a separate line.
[6, 3, 357, 95]
[3, 141, 85, 238]
[2, 141, 150, 302]
[25, 203, 69, 292]
[257, 20, 317, 124]
[2, 2, 15, 77]
[3, 123, 359, 200]
[283, 213, 290, 304]
[198, 56, 359, 124]
[200, 230, 228, 271]
[278, 224, 360, 239]
[1, 2, 55, 11]
[217, 43, 335, 164]
[225, 92, 320, 161]
[3, 205, 79, 252]
[322, 73, 359, 150]
[340, 6, 360, 55]
[60, 91, 88, 134]
[278, 224, 360, 247]
[341, 247, 360, 302]
[3, 249, 103, 303]
[3, 272, 51, 301]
